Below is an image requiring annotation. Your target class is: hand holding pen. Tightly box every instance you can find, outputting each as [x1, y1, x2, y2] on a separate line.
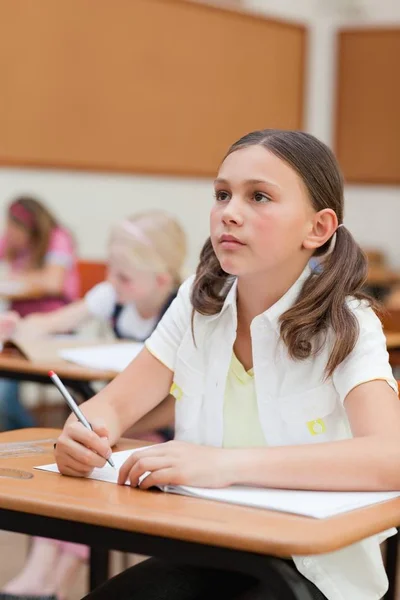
[49, 370, 115, 469]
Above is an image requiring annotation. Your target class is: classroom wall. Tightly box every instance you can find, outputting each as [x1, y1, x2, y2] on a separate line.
[0, 168, 213, 274]
[311, 2, 400, 268]
[0, 0, 399, 272]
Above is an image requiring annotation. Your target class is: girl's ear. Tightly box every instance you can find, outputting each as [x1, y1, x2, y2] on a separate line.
[155, 272, 172, 288]
[303, 209, 338, 251]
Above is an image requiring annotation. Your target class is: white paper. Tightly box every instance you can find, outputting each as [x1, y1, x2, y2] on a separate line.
[0, 280, 26, 295]
[36, 447, 153, 484]
[163, 485, 400, 519]
[35, 449, 400, 519]
[59, 342, 143, 372]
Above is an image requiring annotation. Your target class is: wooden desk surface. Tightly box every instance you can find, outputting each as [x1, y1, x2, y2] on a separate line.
[0, 346, 116, 382]
[1, 428, 400, 558]
[367, 266, 400, 287]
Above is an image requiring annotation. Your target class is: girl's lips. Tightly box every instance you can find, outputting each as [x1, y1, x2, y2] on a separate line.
[219, 234, 245, 245]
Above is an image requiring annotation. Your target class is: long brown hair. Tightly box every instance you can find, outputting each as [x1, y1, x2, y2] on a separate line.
[6, 196, 60, 268]
[191, 129, 374, 376]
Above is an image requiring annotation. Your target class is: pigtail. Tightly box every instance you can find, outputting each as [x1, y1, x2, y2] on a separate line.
[190, 237, 230, 316]
[280, 227, 376, 377]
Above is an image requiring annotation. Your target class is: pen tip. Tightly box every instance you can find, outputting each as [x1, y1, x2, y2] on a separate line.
[48, 370, 55, 377]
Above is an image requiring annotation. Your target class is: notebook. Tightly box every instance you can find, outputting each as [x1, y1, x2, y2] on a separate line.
[59, 342, 143, 372]
[35, 448, 400, 519]
[5, 334, 108, 364]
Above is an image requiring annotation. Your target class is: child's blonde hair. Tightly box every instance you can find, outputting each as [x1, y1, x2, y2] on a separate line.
[109, 211, 187, 287]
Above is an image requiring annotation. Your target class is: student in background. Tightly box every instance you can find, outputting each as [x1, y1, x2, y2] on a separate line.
[20, 210, 186, 348]
[0, 196, 79, 316]
[0, 210, 186, 600]
[0, 196, 79, 431]
[19, 209, 187, 440]
[56, 130, 399, 600]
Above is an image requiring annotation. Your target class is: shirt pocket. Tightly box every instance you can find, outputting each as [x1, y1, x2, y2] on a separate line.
[279, 385, 338, 444]
[171, 358, 204, 442]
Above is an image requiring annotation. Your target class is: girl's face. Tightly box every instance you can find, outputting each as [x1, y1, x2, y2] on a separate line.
[210, 145, 319, 279]
[107, 263, 159, 305]
[5, 219, 31, 252]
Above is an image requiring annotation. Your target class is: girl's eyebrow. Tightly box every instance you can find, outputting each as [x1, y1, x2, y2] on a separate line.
[214, 177, 281, 189]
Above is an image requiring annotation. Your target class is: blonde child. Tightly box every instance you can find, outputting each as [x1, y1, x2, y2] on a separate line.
[0, 196, 79, 431]
[0, 210, 186, 600]
[19, 210, 186, 347]
[54, 130, 399, 600]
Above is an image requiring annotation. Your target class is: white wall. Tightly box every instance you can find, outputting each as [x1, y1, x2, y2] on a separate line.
[0, 0, 399, 271]
[0, 169, 213, 272]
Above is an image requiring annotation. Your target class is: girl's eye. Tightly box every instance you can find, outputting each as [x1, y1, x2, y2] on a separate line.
[253, 192, 271, 203]
[215, 190, 230, 202]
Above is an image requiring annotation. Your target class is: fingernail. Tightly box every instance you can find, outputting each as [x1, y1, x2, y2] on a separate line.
[106, 449, 112, 458]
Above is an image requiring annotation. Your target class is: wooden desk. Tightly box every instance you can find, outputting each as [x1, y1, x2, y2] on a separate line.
[385, 332, 400, 370]
[1, 429, 400, 599]
[0, 343, 116, 400]
[386, 332, 400, 350]
[367, 267, 400, 287]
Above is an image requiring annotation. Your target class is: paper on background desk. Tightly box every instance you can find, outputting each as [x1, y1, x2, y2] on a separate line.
[59, 342, 143, 372]
[35, 449, 400, 519]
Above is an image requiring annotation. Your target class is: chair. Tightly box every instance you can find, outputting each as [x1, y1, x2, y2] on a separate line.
[364, 248, 386, 268]
[362, 248, 400, 301]
[381, 309, 400, 333]
[77, 260, 107, 298]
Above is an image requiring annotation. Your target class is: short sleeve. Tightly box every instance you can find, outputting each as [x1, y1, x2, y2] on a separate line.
[145, 275, 194, 371]
[333, 300, 398, 401]
[84, 281, 117, 320]
[45, 228, 74, 268]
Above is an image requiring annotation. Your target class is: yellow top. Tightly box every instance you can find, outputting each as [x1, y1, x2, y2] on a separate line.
[223, 353, 266, 448]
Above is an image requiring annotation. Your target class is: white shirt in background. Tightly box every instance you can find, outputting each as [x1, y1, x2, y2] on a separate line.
[85, 281, 157, 340]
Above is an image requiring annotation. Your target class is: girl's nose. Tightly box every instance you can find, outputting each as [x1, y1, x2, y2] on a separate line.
[221, 197, 244, 226]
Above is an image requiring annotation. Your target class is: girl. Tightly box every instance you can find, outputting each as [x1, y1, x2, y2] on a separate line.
[1, 210, 187, 600]
[54, 130, 399, 600]
[19, 210, 187, 350]
[0, 196, 79, 317]
[0, 196, 79, 431]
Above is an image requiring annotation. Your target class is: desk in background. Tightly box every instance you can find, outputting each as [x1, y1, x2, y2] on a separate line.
[385, 332, 400, 371]
[367, 267, 400, 288]
[1, 428, 400, 599]
[0, 342, 116, 401]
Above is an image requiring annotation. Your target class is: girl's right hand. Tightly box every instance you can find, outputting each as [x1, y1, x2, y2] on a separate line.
[55, 419, 113, 477]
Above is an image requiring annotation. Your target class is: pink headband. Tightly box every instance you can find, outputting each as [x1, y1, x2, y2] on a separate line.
[120, 220, 154, 248]
[9, 202, 36, 230]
